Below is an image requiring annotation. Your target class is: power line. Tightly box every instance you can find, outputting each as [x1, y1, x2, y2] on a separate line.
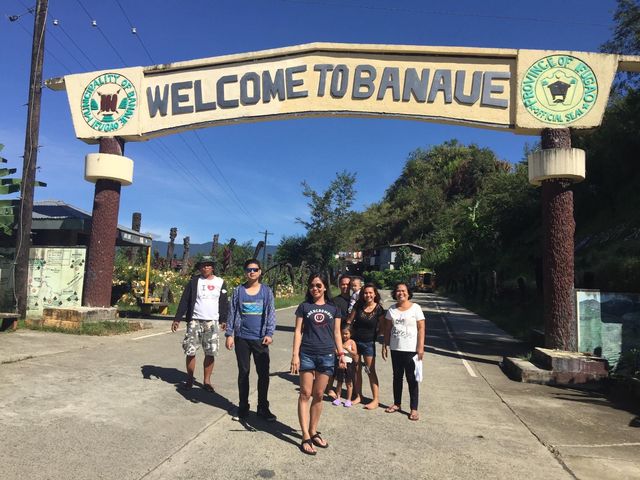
[113, 0, 155, 64]
[52, 20, 98, 70]
[10, 15, 73, 74]
[74, 0, 129, 67]
[192, 131, 263, 228]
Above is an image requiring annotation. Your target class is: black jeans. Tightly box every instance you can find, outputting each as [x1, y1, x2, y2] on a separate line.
[235, 337, 270, 411]
[391, 349, 419, 410]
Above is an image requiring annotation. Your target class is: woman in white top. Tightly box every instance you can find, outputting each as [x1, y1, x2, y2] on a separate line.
[382, 282, 425, 421]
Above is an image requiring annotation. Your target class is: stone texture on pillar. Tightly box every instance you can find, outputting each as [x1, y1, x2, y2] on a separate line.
[83, 137, 124, 307]
[540, 128, 577, 351]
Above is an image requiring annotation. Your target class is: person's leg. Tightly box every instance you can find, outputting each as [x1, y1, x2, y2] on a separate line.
[309, 372, 330, 446]
[363, 354, 379, 410]
[352, 354, 362, 404]
[185, 355, 196, 382]
[202, 321, 219, 387]
[298, 371, 315, 454]
[252, 341, 275, 419]
[203, 355, 215, 386]
[326, 374, 337, 399]
[234, 337, 252, 413]
[390, 349, 404, 409]
[403, 352, 420, 418]
[333, 369, 344, 405]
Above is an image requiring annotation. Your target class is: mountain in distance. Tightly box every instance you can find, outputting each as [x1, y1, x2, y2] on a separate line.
[151, 240, 278, 260]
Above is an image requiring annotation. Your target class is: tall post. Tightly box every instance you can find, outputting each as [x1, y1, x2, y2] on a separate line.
[258, 230, 273, 267]
[83, 137, 128, 307]
[529, 128, 585, 351]
[14, 0, 48, 318]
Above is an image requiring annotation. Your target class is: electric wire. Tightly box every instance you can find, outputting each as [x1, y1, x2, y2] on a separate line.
[113, 0, 155, 64]
[74, 0, 129, 67]
[45, 20, 89, 71]
[11, 15, 73, 74]
[192, 130, 264, 228]
[53, 21, 98, 70]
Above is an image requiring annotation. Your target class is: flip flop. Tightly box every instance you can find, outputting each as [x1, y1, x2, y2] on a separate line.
[385, 405, 400, 413]
[202, 383, 215, 393]
[310, 432, 329, 449]
[299, 438, 316, 455]
[179, 380, 193, 391]
[408, 412, 420, 421]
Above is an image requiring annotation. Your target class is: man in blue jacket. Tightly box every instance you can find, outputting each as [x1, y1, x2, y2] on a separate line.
[172, 256, 228, 392]
[225, 259, 277, 421]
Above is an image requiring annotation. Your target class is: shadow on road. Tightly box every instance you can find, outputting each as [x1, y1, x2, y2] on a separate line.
[140, 364, 235, 411]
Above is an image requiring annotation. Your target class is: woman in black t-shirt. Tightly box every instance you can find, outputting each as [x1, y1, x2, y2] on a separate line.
[346, 283, 385, 410]
[291, 272, 345, 455]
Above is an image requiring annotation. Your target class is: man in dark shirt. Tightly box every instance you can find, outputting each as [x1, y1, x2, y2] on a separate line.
[326, 274, 351, 399]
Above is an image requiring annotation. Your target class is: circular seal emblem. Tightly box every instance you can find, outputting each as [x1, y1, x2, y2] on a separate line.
[80, 72, 137, 133]
[313, 313, 325, 323]
[521, 55, 598, 125]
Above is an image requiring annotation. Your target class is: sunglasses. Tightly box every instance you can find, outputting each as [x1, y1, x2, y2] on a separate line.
[245, 267, 260, 273]
[309, 283, 324, 289]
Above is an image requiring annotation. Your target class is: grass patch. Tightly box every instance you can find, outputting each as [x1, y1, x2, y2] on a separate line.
[18, 319, 143, 336]
[275, 294, 305, 309]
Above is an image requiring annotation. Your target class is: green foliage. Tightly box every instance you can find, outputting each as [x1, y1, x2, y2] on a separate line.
[274, 234, 310, 266]
[296, 170, 356, 268]
[363, 268, 413, 289]
[601, 0, 640, 92]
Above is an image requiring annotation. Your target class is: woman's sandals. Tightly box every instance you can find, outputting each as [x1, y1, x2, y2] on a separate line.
[384, 404, 400, 413]
[310, 432, 329, 448]
[299, 438, 316, 455]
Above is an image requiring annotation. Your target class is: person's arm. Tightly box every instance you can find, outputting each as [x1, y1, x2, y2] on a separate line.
[334, 317, 346, 369]
[382, 311, 392, 360]
[416, 319, 425, 361]
[172, 280, 192, 332]
[263, 286, 276, 345]
[290, 316, 304, 374]
[218, 281, 229, 331]
[225, 288, 238, 350]
[346, 309, 355, 326]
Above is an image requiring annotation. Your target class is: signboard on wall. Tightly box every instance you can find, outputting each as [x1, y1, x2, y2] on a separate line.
[47, 43, 640, 142]
[27, 247, 86, 316]
[576, 289, 640, 370]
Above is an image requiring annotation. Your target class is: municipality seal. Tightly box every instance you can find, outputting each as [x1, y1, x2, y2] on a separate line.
[80, 72, 137, 133]
[521, 54, 598, 125]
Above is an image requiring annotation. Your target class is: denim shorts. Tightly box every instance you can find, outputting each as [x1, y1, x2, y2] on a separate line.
[356, 340, 376, 358]
[299, 351, 335, 376]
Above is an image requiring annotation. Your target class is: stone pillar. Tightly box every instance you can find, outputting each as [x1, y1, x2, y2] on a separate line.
[528, 128, 585, 351]
[82, 137, 133, 307]
[166, 227, 177, 263]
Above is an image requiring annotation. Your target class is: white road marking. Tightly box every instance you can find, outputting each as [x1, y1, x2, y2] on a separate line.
[554, 442, 640, 448]
[434, 301, 477, 378]
[132, 329, 183, 340]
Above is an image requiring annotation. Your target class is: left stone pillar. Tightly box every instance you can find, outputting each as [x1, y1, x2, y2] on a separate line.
[83, 137, 133, 307]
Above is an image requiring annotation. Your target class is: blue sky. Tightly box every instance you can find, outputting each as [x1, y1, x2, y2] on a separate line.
[1, 0, 618, 246]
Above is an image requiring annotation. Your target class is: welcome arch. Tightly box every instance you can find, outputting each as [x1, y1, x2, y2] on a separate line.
[48, 42, 640, 350]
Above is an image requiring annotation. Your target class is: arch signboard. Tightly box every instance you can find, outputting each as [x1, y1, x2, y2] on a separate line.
[47, 42, 640, 141]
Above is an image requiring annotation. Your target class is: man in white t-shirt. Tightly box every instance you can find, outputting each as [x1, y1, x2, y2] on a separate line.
[172, 256, 228, 392]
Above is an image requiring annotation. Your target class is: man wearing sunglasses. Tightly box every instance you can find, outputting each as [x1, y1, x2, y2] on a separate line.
[225, 259, 277, 421]
[172, 256, 228, 393]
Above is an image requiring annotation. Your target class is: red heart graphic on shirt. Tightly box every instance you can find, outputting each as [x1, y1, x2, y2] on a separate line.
[208, 285, 215, 290]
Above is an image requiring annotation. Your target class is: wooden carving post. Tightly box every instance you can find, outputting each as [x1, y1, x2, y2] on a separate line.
[180, 236, 191, 274]
[529, 128, 585, 351]
[222, 238, 236, 274]
[166, 227, 177, 264]
[83, 137, 133, 307]
[210, 233, 219, 257]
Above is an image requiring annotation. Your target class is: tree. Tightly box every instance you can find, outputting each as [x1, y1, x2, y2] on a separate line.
[296, 170, 356, 269]
[601, 0, 640, 92]
[274, 234, 310, 267]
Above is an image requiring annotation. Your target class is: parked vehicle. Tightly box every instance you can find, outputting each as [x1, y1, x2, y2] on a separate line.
[409, 270, 436, 293]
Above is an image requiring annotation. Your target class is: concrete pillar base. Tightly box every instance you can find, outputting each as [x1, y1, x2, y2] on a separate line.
[528, 148, 586, 186]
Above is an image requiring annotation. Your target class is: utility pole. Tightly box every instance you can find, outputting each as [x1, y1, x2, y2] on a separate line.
[258, 230, 273, 267]
[15, 0, 48, 318]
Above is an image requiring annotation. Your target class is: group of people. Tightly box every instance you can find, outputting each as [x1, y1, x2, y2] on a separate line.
[171, 258, 426, 456]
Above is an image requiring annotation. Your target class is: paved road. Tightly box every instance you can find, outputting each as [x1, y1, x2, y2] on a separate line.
[1, 293, 638, 479]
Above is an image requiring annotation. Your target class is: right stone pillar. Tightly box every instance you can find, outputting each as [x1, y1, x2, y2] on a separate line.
[528, 128, 585, 351]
